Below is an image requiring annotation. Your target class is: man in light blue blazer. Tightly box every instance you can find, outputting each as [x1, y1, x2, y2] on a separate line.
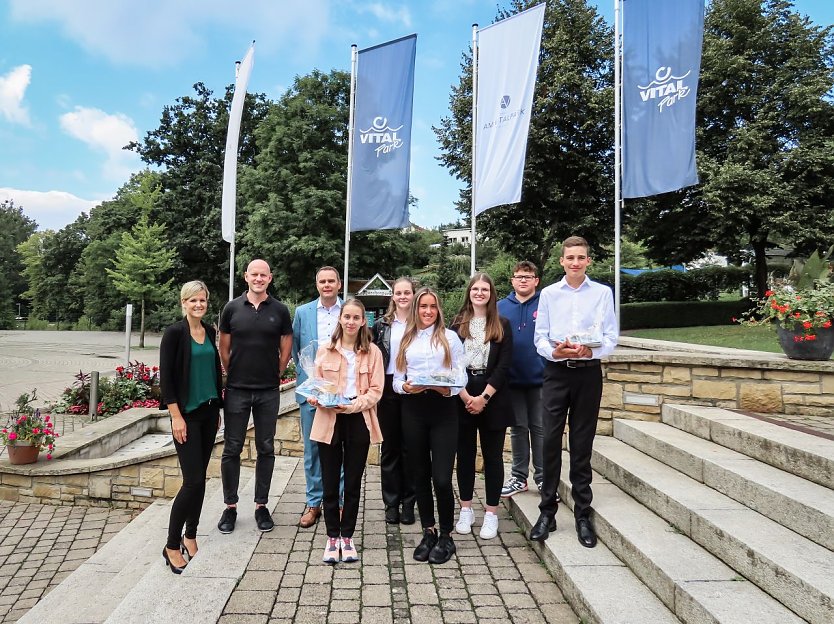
[292, 266, 343, 528]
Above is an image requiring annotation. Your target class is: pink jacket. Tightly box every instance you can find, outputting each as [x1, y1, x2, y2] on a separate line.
[308, 341, 384, 445]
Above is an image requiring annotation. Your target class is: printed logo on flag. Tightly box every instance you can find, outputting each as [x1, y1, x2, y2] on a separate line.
[359, 116, 404, 157]
[637, 66, 693, 112]
[482, 96, 525, 130]
[500, 95, 511, 109]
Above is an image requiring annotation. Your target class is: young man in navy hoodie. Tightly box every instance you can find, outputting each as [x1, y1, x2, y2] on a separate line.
[497, 260, 547, 498]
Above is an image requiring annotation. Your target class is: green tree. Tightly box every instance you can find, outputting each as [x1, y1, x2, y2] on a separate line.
[630, 0, 834, 296]
[129, 83, 271, 301]
[434, 0, 614, 271]
[0, 200, 37, 328]
[106, 214, 176, 347]
[238, 70, 351, 300]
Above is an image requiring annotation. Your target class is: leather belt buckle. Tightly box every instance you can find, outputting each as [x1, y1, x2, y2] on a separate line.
[565, 360, 578, 369]
[467, 368, 487, 376]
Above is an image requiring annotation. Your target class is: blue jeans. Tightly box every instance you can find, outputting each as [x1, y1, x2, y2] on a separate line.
[221, 387, 280, 505]
[299, 401, 324, 507]
[509, 386, 544, 484]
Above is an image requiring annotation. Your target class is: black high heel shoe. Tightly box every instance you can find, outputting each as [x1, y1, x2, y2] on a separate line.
[162, 547, 186, 574]
[180, 538, 196, 562]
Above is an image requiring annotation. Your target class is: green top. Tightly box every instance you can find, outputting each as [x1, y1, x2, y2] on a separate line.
[184, 337, 219, 413]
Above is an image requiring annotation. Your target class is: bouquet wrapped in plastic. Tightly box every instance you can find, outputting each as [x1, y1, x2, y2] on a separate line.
[408, 364, 469, 387]
[294, 341, 353, 408]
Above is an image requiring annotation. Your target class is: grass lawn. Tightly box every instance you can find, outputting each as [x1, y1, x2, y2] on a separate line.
[622, 324, 782, 353]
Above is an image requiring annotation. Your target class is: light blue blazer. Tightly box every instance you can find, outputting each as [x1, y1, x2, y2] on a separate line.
[292, 297, 342, 405]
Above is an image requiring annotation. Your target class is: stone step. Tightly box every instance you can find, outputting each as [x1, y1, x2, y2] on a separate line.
[662, 404, 834, 489]
[614, 418, 834, 551]
[562, 456, 805, 624]
[506, 478, 681, 624]
[17, 498, 174, 624]
[592, 436, 834, 624]
[104, 455, 297, 624]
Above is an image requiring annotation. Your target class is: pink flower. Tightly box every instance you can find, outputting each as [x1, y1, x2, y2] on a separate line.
[8, 432, 17, 440]
[32, 428, 40, 434]
[46, 454, 52, 460]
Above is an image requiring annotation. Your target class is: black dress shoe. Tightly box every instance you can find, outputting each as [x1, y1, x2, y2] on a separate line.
[217, 507, 237, 534]
[385, 506, 400, 524]
[400, 503, 415, 525]
[162, 547, 186, 574]
[413, 528, 438, 562]
[576, 517, 597, 548]
[529, 514, 557, 542]
[428, 533, 456, 564]
[255, 506, 274, 532]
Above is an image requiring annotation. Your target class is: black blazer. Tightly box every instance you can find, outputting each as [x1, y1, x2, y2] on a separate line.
[451, 316, 515, 430]
[159, 319, 224, 414]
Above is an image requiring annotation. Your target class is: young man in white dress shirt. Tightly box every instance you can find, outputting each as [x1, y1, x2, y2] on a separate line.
[529, 236, 618, 548]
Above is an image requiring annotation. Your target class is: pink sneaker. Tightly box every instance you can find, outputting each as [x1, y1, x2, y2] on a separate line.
[322, 537, 339, 564]
[340, 537, 359, 562]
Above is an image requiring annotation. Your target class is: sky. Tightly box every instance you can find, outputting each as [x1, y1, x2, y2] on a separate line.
[0, 0, 832, 232]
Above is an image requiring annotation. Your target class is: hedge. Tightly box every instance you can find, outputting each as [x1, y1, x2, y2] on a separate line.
[620, 299, 754, 330]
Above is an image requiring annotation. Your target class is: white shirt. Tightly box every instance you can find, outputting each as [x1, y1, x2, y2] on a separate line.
[317, 298, 342, 346]
[393, 326, 466, 396]
[340, 348, 357, 398]
[534, 276, 618, 362]
[385, 317, 407, 376]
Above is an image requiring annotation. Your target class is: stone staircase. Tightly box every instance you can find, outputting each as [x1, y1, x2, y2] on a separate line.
[19, 456, 298, 624]
[507, 403, 834, 624]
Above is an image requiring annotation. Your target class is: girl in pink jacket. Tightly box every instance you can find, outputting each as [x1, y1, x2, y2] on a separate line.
[308, 298, 384, 563]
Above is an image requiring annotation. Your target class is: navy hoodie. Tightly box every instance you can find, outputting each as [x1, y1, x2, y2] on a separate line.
[497, 291, 544, 387]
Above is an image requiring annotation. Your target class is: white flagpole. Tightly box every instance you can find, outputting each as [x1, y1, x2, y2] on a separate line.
[470, 23, 479, 277]
[343, 44, 358, 300]
[613, 0, 622, 322]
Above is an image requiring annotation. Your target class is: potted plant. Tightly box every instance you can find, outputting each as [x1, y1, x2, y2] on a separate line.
[1, 390, 59, 464]
[743, 248, 834, 361]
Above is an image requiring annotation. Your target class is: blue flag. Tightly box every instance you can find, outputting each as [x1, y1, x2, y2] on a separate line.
[622, 0, 704, 198]
[349, 35, 416, 232]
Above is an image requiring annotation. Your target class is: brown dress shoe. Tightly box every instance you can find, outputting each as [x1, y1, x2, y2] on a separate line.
[298, 506, 321, 528]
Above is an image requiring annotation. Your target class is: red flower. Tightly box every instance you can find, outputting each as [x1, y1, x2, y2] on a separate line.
[794, 335, 802, 342]
[806, 334, 817, 341]
[793, 312, 801, 318]
[126, 373, 133, 379]
[765, 290, 774, 297]
[46, 454, 52, 460]
[803, 321, 813, 329]
[824, 321, 832, 329]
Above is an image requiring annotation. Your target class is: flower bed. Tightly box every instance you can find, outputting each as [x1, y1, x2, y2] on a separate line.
[51, 361, 161, 417]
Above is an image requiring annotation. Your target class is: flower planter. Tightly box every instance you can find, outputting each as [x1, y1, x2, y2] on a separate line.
[5, 442, 40, 465]
[776, 323, 834, 361]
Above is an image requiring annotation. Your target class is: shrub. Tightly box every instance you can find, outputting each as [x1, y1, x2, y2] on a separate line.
[621, 299, 755, 330]
[50, 361, 160, 417]
[24, 316, 51, 330]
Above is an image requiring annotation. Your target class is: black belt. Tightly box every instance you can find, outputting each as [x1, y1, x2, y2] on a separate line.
[467, 368, 487, 376]
[552, 359, 600, 369]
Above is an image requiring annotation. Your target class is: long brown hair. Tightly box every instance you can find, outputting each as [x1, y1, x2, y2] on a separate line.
[382, 277, 417, 323]
[453, 272, 504, 343]
[395, 287, 452, 371]
[327, 299, 372, 353]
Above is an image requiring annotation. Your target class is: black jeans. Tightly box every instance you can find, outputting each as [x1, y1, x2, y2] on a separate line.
[539, 362, 603, 520]
[457, 416, 506, 508]
[402, 392, 458, 534]
[167, 400, 219, 550]
[317, 413, 370, 538]
[221, 387, 280, 505]
[378, 375, 416, 509]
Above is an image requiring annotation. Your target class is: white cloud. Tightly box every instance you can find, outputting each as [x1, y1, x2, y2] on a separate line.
[358, 3, 413, 28]
[59, 106, 140, 180]
[8, 0, 330, 67]
[0, 64, 32, 124]
[0, 188, 101, 230]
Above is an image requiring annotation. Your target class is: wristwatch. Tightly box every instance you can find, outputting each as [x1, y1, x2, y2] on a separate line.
[482, 392, 492, 402]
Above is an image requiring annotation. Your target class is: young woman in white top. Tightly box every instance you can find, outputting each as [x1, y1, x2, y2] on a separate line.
[372, 277, 417, 525]
[394, 287, 466, 565]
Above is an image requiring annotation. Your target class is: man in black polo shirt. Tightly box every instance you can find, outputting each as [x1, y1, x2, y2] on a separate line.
[217, 259, 293, 533]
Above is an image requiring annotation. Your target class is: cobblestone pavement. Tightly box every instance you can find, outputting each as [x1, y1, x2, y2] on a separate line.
[219, 465, 579, 624]
[0, 501, 136, 622]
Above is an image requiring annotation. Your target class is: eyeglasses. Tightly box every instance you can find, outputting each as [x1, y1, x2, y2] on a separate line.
[512, 275, 536, 281]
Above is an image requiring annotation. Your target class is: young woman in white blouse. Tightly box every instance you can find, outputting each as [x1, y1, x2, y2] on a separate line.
[394, 287, 466, 564]
[372, 277, 417, 525]
[451, 273, 514, 539]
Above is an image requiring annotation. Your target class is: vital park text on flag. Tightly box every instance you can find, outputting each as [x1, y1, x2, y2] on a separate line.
[622, 0, 704, 198]
[349, 34, 417, 232]
[474, 3, 545, 216]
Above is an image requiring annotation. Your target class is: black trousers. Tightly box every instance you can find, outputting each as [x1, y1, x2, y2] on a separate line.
[378, 375, 416, 510]
[539, 362, 603, 520]
[167, 400, 219, 550]
[317, 413, 370, 539]
[221, 387, 279, 505]
[402, 392, 458, 534]
[456, 374, 506, 507]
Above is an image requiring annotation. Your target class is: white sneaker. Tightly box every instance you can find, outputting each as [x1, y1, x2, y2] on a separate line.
[479, 511, 499, 539]
[501, 477, 528, 498]
[455, 507, 476, 534]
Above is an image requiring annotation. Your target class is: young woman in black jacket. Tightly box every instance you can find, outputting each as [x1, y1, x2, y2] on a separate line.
[159, 280, 224, 573]
[371, 277, 417, 525]
[451, 272, 514, 540]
